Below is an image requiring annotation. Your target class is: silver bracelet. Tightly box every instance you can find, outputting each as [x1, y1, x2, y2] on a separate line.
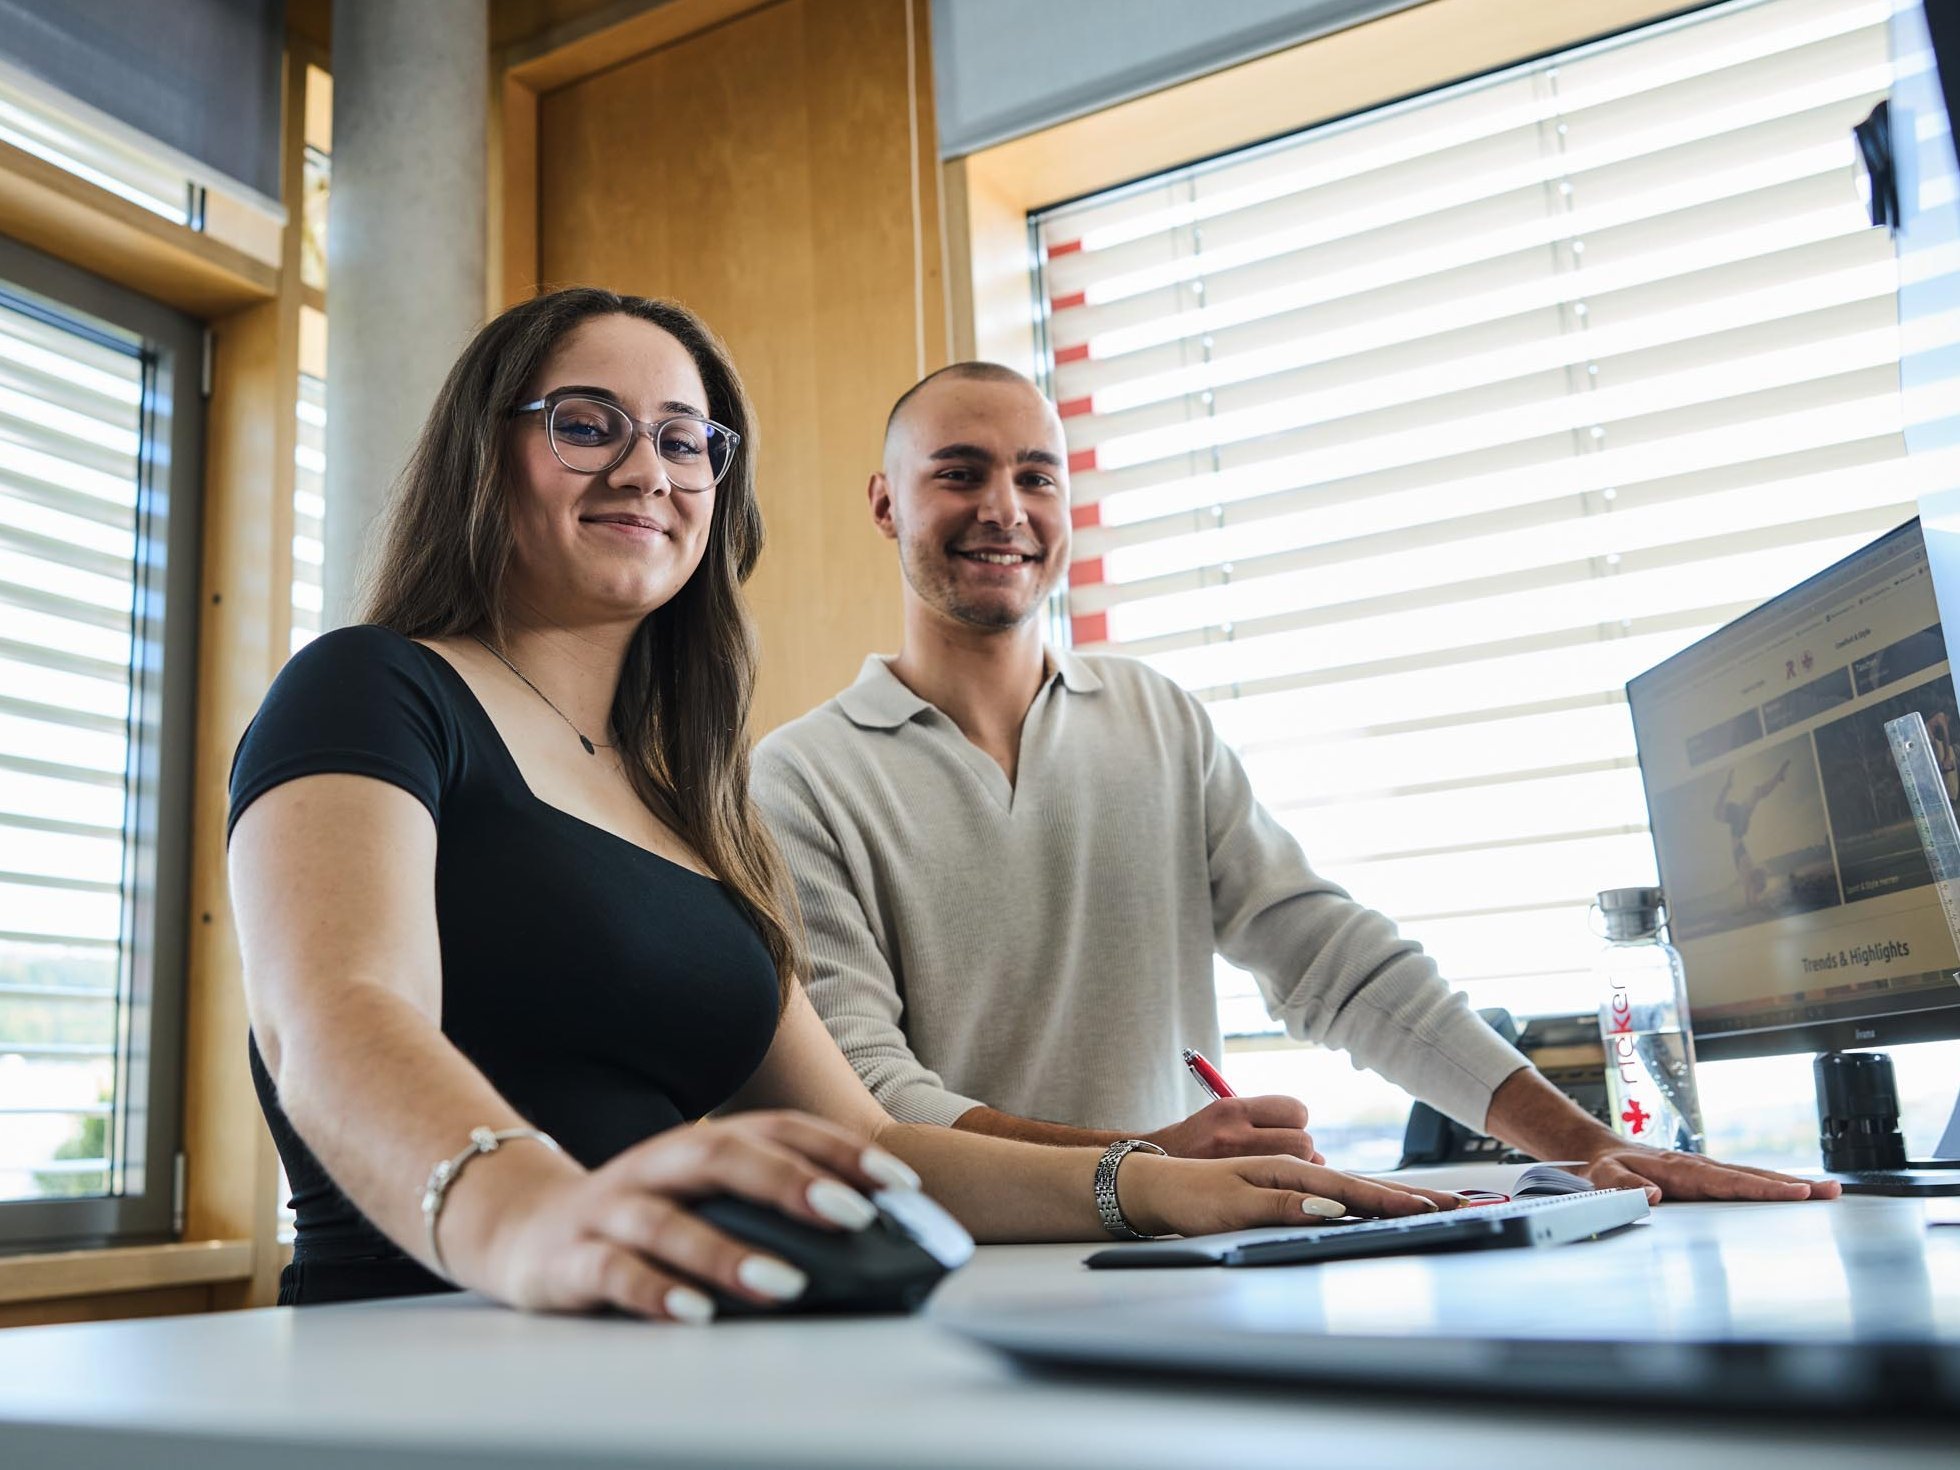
[1094, 1138, 1167, 1239]
[421, 1125, 563, 1282]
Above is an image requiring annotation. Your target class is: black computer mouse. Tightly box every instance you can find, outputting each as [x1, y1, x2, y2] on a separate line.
[692, 1187, 975, 1316]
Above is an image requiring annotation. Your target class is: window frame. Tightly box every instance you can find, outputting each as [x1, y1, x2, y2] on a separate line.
[1014, 0, 1909, 1039]
[0, 229, 203, 1251]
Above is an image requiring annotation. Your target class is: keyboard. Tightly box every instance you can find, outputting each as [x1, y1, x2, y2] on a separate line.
[1084, 1188, 1651, 1269]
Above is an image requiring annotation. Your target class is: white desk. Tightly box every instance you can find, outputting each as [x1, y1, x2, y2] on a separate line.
[0, 1197, 1955, 1470]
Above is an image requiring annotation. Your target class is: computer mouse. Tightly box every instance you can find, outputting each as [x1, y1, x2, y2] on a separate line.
[692, 1186, 975, 1316]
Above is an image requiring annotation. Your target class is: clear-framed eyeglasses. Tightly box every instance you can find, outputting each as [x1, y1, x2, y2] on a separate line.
[512, 391, 740, 491]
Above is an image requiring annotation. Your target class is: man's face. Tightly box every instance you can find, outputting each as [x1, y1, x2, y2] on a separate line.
[876, 377, 1071, 631]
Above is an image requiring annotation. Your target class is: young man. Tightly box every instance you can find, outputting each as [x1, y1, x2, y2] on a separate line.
[751, 362, 1834, 1202]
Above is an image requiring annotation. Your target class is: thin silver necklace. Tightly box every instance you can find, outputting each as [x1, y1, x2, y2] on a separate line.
[472, 634, 613, 755]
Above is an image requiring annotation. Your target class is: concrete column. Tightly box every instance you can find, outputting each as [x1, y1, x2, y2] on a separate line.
[324, 0, 488, 626]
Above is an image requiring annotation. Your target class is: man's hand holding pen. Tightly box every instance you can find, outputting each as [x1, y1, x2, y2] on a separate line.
[1145, 1095, 1329, 1164]
[1150, 1047, 1328, 1165]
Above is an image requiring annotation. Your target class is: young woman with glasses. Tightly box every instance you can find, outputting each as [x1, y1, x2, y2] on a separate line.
[226, 287, 1453, 1317]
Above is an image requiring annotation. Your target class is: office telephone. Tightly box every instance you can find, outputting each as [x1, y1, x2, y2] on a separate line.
[1398, 1010, 1613, 1167]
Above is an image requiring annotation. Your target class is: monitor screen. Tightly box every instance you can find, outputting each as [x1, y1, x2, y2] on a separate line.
[1627, 520, 1960, 1060]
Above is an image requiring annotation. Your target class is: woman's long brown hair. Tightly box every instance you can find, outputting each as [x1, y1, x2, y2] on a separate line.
[357, 286, 805, 1001]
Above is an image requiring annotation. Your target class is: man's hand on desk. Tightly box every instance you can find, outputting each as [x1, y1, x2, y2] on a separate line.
[1145, 1095, 1328, 1164]
[1484, 1065, 1843, 1203]
[1574, 1144, 1842, 1203]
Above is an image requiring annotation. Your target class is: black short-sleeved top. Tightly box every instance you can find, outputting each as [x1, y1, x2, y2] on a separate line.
[229, 625, 781, 1304]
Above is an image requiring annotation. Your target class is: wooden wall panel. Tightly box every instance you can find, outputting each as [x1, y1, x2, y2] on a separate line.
[492, 72, 540, 313]
[945, 152, 1037, 373]
[185, 294, 292, 1312]
[536, 0, 943, 735]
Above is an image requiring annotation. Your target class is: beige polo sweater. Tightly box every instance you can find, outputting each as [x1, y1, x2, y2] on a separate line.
[751, 651, 1529, 1135]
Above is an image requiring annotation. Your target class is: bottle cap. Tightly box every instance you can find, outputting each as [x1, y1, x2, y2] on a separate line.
[1596, 886, 1664, 913]
[1596, 886, 1664, 940]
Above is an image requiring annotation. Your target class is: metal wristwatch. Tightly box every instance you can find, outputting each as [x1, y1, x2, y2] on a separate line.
[1094, 1138, 1167, 1239]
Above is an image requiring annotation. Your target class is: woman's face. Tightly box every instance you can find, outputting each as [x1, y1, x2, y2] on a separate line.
[503, 314, 721, 626]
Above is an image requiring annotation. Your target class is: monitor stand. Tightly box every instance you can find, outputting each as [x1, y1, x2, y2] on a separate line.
[1814, 1050, 1960, 1196]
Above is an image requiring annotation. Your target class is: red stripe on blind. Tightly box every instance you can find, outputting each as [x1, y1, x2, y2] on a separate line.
[1071, 557, 1105, 586]
[1070, 501, 1102, 530]
[1067, 447, 1097, 474]
[1046, 238, 1084, 259]
[1054, 342, 1090, 365]
[1051, 290, 1087, 312]
[1057, 395, 1093, 419]
[1071, 611, 1110, 645]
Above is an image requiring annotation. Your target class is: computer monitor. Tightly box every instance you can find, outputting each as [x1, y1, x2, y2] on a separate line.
[1626, 519, 1960, 1064]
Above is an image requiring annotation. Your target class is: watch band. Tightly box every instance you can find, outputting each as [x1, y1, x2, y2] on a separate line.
[1094, 1138, 1167, 1240]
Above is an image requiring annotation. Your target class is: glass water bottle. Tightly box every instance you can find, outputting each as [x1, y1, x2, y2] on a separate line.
[1593, 887, 1706, 1153]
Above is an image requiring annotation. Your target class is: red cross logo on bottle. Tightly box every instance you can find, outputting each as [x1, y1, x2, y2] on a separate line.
[1620, 1098, 1650, 1135]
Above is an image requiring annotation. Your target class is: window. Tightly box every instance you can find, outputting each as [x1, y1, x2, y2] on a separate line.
[0, 235, 202, 1249]
[300, 147, 330, 295]
[277, 65, 335, 1243]
[300, 62, 332, 294]
[293, 366, 325, 655]
[1037, 0, 1909, 1047]
[293, 66, 330, 658]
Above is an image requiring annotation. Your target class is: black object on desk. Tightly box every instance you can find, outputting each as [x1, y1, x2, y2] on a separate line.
[1814, 1051, 1960, 1196]
[1400, 1010, 1611, 1168]
[693, 1188, 974, 1315]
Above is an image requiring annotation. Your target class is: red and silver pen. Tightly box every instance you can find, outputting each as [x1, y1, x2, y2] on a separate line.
[1181, 1047, 1236, 1101]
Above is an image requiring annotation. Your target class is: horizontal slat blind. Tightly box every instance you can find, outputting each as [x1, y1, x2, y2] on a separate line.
[278, 368, 323, 1242]
[1036, 0, 1910, 1032]
[0, 289, 142, 1200]
[293, 371, 325, 654]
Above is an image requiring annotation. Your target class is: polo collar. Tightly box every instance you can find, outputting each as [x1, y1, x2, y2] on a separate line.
[836, 656, 931, 730]
[1049, 646, 1103, 694]
[834, 649, 1103, 730]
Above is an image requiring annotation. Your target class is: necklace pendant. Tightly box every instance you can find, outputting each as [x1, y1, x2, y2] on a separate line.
[579, 734, 596, 755]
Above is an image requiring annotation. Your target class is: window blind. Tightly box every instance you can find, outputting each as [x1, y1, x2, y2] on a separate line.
[1035, 0, 1915, 1033]
[0, 0, 285, 209]
[0, 69, 197, 224]
[293, 371, 325, 655]
[0, 291, 144, 1201]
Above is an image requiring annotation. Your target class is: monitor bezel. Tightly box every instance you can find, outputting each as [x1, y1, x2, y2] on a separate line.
[1691, 994, 1960, 1061]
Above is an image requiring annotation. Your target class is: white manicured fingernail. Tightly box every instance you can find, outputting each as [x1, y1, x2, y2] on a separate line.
[1302, 1196, 1346, 1218]
[861, 1149, 921, 1192]
[664, 1286, 715, 1324]
[737, 1255, 808, 1301]
[807, 1178, 878, 1230]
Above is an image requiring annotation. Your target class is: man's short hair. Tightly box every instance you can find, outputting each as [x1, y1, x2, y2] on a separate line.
[884, 361, 1040, 445]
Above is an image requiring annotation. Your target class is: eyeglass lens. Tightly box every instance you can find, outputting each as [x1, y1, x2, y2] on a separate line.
[547, 396, 732, 489]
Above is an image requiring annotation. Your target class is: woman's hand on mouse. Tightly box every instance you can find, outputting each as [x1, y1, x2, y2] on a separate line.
[1113, 1153, 1461, 1238]
[459, 1111, 919, 1322]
